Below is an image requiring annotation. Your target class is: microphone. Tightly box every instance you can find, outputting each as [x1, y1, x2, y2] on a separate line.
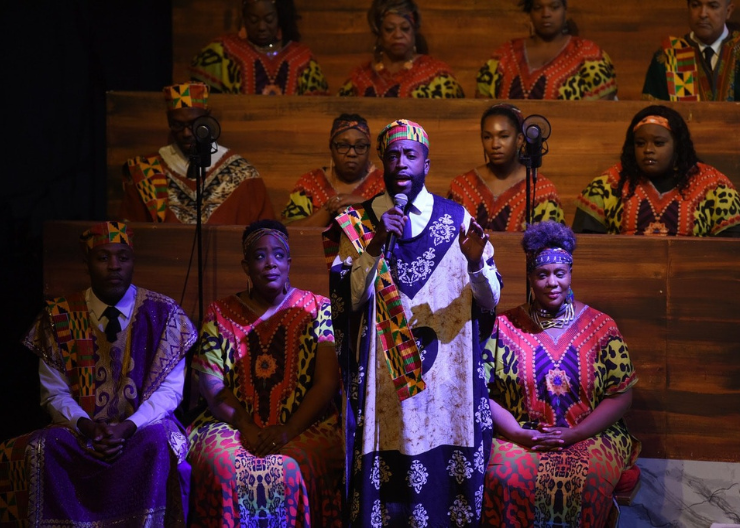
[520, 114, 551, 169]
[384, 193, 409, 261]
[191, 115, 222, 168]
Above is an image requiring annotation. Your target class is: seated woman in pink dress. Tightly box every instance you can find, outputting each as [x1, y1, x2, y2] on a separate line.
[338, 0, 464, 98]
[187, 220, 343, 526]
[476, 0, 616, 100]
[482, 221, 640, 526]
[448, 103, 563, 231]
[281, 114, 385, 226]
[190, 0, 328, 95]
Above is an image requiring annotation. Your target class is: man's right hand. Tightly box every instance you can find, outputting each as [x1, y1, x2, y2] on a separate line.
[78, 417, 126, 461]
[366, 206, 407, 257]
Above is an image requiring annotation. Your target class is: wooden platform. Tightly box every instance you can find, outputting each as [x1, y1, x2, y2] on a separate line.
[43, 221, 740, 462]
[106, 93, 740, 226]
[172, 0, 740, 101]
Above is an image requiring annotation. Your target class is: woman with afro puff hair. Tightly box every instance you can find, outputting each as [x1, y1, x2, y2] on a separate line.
[573, 104, 740, 236]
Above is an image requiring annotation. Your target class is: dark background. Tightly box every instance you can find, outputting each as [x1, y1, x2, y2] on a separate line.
[0, 1, 172, 441]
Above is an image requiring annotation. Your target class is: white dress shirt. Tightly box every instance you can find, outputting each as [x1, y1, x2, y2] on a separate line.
[349, 187, 501, 312]
[691, 25, 729, 70]
[38, 285, 185, 432]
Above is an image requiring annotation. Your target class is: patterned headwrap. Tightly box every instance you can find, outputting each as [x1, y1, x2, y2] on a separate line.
[163, 82, 209, 110]
[633, 115, 672, 133]
[242, 228, 290, 259]
[377, 119, 429, 159]
[526, 247, 573, 273]
[80, 222, 133, 255]
[330, 117, 371, 145]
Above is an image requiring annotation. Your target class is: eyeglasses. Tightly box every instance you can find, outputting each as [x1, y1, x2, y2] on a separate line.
[333, 142, 371, 155]
[168, 119, 197, 132]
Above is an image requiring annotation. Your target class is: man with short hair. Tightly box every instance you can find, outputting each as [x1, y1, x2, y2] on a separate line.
[0, 221, 197, 526]
[119, 81, 275, 223]
[324, 119, 501, 526]
[642, 0, 740, 101]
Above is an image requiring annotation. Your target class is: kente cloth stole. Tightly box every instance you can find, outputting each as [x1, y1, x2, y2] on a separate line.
[46, 294, 96, 414]
[127, 155, 169, 222]
[330, 206, 426, 401]
[663, 37, 702, 101]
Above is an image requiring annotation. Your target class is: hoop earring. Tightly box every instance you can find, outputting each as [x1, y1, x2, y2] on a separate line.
[283, 280, 291, 295]
[246, 276, 253, 298]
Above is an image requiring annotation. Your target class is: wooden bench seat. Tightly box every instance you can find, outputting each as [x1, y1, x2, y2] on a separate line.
[43, 221, 740, 462]
[106, 93, 740, 226]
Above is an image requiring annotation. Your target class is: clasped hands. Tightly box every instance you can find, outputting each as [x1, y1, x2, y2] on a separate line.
[323, 193, 365, 216]
[515, 423, 582, 452]
[237, 420, 294, 458]
[78, 417, 137, 462]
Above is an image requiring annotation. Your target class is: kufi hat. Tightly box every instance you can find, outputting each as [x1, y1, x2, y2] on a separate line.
[163, 82, 209, 110]
[377, 119, 429, 158]
[80, 221, 133, 255]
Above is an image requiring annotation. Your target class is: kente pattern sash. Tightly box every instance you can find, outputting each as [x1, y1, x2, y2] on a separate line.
[126, 155, 169, 222]
[46, 294, 97, 414]
[325, 205, 426, 401]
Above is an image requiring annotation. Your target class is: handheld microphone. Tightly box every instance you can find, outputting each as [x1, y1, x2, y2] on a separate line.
[384, 193, 409, 261]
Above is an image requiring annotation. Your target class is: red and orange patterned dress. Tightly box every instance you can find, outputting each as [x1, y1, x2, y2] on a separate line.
[338, 54, 465, 97]
[476, 36, 617, 99]
[482, 304, 640, 527]
[187, 289, 343, 527]
[190, 35, 329, 95]
[448, 169, 564, 231]
[576, 162, 740, 236]
[281, 165, 385, 223]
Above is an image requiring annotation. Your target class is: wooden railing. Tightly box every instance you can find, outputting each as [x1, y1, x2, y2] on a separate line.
[44, 221, 740, 462]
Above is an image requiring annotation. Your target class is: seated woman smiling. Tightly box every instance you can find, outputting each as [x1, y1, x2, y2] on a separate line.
[482, 221, 640, 527]
[187, 220, 343, 527]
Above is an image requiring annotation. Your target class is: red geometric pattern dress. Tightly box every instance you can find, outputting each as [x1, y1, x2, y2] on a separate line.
[576, 162, 740, 236]
[476, 37, 617, 100]
[338, 54, 465, 97]
[448, 169, 564, 231]
[187, 289, 343, 527]
[482, 305, 640, 527]
[281, 165, 385, 223]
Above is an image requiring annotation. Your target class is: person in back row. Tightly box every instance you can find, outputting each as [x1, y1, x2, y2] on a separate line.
[574, 104, 740, 236]
[642, 0, 740, 101]
[0, 221, 197, 526]
[119, 81, 274, 224]
[282, 113, 385, 226]
[190, 0, 329, 95]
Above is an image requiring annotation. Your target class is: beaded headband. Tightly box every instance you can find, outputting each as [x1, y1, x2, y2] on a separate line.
[80, 222, 133, 255]
[377, 119, 429, 158]
[242, 228, 290, 259]
[330, 119, 371, 144]
[632, 115, 671, 133]
[526, 247, 573, 273]
[163, 82, 209, 110]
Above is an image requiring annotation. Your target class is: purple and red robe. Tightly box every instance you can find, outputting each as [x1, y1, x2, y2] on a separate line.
[0, 287, 197, 526]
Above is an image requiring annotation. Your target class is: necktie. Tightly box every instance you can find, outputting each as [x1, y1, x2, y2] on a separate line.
[102, 306, 122, 343]
[402, 205, 414, 240]
[703, 47, 715, 71]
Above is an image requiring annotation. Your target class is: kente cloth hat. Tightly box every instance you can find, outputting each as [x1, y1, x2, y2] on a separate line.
[163, 82, 209, 110]
[377, 119, 429, 158]
[80, 222, 133, 254]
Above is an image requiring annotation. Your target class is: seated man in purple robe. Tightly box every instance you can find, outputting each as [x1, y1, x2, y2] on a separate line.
[0, 221, 197, 526]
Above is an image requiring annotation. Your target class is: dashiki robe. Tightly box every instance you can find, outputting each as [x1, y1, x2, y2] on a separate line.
[324, 194, 496, 527]
[476, 37, 617, 100]
[338, 54, 465, 98]
[281, 165, 385, 224]
[190, 35, 329, 95]
[0, 287, 197, 526]
[448, 169, 564, 231]
[576, 162, 740, 236]
[120, 144, 275, 225]
[642, 31, 740, 101]
[187, 289, 344, 527]
[482, 304, 640, 527]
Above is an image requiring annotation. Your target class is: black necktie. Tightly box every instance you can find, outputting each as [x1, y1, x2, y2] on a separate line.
[102, 306, 122, 343]
[703, 47, 715, 71]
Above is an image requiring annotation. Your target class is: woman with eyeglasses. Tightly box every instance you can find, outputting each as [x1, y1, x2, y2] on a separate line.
[281, 114, 386, 226]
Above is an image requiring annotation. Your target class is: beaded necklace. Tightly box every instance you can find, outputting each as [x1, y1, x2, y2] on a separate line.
[529, 300, 574, 330]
